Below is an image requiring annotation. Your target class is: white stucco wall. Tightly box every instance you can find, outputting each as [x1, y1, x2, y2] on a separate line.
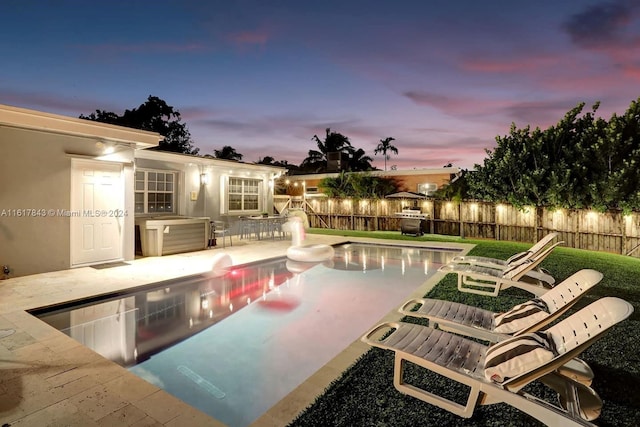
[134, 151, 285, 224]
[1, 127, 72, 276]
[0, 126, 137, 277]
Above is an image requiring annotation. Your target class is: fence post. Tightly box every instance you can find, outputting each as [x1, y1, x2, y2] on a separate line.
[621, 210, 626, 255]
[459, 201, 464, 238]
[430, 200, 435, 234]
[495, 203, 500, 241]
[535, 206, 541, 242]
[351, 199, 355, 230]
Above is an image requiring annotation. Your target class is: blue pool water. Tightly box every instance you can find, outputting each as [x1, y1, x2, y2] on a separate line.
[35, 242, 459, 427]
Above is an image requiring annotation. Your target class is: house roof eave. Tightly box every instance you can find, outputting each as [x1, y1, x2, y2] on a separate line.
[0, 104, 162, 149]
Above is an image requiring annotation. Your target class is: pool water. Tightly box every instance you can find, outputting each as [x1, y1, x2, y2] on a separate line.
[34, 243, 459, 427]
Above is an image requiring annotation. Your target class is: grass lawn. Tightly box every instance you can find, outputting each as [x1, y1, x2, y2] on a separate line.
[288, 229, 640, 427]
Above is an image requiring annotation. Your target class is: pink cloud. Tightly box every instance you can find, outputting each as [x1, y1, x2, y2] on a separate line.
[179, 105, 228, 121]
[598, 42, 640, 81]
[403, 91, 511, 116]
[226, 29, 270, 47]
[622, 64, 640, 79]
[462, 54, 559, 74]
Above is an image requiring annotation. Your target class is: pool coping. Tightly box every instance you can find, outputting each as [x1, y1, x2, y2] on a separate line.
[0, 235, 473, 426]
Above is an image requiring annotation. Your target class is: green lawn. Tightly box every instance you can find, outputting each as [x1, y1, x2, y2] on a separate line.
[288, 230, 640, 427]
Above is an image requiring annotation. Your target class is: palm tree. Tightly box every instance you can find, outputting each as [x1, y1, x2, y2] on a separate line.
[301, 128, 354, 172]
[374, 137, 398, 171]
[347, 148, 374, 171]
[213, 145, 243, 161]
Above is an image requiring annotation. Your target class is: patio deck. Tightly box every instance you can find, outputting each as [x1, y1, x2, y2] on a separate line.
[0, 234, 471, 426]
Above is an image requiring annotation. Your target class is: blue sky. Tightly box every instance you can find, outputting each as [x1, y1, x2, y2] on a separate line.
[2, 0, 639, 169]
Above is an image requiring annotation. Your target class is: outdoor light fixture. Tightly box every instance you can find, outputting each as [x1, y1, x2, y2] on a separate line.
[200, 173, 210, 186]
[95, 140, 115, 154]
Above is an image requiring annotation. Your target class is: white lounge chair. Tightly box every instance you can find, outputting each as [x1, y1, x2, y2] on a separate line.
[451, 232, 561, 269]
[362, 297, 633, 426]
[439, 245, 557, 296]
[399, 269, 602, 342]
[399, 269, 603, 385]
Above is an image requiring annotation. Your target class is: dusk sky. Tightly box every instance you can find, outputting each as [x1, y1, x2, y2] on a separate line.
[2, 1, 639, 170]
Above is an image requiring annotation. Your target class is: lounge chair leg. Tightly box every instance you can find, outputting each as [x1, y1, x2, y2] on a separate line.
[457, 274, 500, 297]
[393, 354, 481, 419]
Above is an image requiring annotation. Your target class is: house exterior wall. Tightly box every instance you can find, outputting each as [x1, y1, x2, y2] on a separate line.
[391, 173, 454, 192]
[0, 104, 286, 277]
[0, 126, 137, 276]
[134, 151, 286, 233]
[0, 127, 71, 276]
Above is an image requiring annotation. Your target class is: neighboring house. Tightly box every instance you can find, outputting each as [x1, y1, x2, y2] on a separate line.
[282, 167, 461, 197]
[0, 104, 286, 277]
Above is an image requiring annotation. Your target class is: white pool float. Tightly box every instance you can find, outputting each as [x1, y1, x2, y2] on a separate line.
[210, 252, 232, 277]
[283, 216, 334, 263]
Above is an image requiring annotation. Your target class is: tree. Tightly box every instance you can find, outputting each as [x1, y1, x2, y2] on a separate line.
[319, 172, 398, 198]
[80, 96, 199, 155]
[374, 137, 398, 171]
[300, 128, 354, 173]
[434, 170, 470, 202]
[347, 148, 375, 172]
[256, 156, 291, 167]
[256, 156, 276, 165]
[213, 145, 243, 161]
[348, 173, 397, 198]
[465, 98, 640, 211]
[318, 172, 352, 198]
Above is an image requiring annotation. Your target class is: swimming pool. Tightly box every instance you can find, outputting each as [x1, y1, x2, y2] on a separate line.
[34, 242, 459, 427]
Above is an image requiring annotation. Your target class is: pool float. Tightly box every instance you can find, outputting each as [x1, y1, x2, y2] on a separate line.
[210, 252, 232, 277]
[283, 216, 334, 263]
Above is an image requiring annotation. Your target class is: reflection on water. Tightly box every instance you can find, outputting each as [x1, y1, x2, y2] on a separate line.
[331, 243, 450, 272]
[35, 257, 295, 366]
[34, 243, 458, 368]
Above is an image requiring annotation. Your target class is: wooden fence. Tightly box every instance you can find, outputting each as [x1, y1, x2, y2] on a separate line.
[299, 198, 640, 258]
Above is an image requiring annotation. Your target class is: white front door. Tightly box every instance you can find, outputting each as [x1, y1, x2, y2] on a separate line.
[71, 159, 124, 266]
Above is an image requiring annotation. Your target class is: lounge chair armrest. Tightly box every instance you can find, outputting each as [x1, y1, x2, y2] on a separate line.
[361, 322, 401, 348]
[398, 298, 425, 315]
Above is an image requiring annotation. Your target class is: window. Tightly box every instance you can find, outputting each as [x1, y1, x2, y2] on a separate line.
[135, 170, 176, 214]
[228, 177, 261, 212]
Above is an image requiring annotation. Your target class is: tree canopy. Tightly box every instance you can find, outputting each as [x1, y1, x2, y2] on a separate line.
[318, 172, 398, 199]
[300, 128, 374, 173]
[347, 148, 375, 172]
[213, 145, 243, 161]
[80, 95, 199, 155]
[464, 98, 640, 212]
[256, 156, 292, 168]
